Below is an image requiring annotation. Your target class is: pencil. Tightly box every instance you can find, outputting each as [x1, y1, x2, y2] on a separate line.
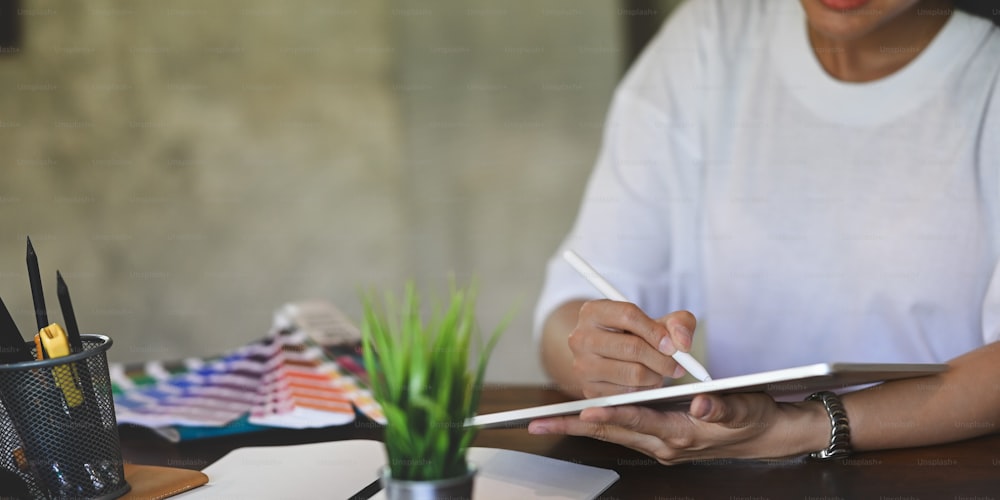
[0, 295, 32, 363]
[33, 333, 45, 360]
[57, 270, 83, 353]
[56, 270, 100, 422]
[26, 236, 48, 331]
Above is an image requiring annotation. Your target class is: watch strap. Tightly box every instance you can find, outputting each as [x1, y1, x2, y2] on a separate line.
[806, 390, 852, 459]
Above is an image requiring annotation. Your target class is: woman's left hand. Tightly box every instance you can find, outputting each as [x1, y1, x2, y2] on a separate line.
[527, 392, 825, 464]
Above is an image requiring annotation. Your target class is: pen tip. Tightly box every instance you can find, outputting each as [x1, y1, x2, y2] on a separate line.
[26, 236, 35, 254]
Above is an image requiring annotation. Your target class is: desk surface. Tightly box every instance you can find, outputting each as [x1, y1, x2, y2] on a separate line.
[120, 385, 1000, 498]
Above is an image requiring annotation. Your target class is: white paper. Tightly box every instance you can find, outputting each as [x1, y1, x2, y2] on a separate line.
[174, 439, 619, 500]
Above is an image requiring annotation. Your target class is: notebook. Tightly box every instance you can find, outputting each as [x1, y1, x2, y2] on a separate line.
[468, 362, 948, 429]
[172, 440, 619, 500]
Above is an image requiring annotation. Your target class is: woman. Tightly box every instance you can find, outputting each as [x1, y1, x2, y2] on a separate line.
[529, 0, 1000, 463]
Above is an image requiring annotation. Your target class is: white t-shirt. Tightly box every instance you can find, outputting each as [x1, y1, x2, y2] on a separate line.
[535, 0, 1000, 378]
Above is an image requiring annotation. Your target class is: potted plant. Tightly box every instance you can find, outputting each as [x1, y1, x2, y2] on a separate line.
[360, 281, 509, 500]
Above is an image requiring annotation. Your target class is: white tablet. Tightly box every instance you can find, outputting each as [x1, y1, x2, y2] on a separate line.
[468, 362, 947, 429]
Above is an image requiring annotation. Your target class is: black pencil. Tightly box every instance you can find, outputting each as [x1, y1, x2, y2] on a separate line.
[57, 268, 98, 424]
[26, 236, 48, 331]
[56, 270, 83, 353]
[0, 295, 32, 363]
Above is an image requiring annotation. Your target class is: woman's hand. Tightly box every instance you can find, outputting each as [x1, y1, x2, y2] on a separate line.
[569, 301, 697, 398]
[528, 392, 827, 464]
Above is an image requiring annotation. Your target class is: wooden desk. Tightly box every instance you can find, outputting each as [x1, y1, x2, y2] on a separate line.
[120, 385, 1000, 498]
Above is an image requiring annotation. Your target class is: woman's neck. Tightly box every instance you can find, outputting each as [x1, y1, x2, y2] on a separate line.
[809, 0, 955, 82]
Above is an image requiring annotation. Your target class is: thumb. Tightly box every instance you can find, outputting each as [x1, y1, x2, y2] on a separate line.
[661, 310, 697, 353]
[689, 393, 738, 424]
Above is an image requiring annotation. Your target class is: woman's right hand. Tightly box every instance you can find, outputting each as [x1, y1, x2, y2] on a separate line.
[569, 301, 697, 398]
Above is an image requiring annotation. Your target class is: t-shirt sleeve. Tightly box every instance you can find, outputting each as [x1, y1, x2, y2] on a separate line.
[980, 267, 1000, 344]
[533, 0, 721, 340]
[980, 65, 1000, 345]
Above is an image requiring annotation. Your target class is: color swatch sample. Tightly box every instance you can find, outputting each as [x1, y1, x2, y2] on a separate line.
[110, 305, 384, 439]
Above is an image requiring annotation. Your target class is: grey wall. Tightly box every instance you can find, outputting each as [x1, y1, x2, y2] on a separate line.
[0, 1, 673, 383]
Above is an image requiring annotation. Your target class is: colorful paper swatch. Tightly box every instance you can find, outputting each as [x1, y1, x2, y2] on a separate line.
[110, 305, 384, 439]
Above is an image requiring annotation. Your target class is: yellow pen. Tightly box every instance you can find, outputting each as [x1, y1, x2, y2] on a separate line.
[38, 323, 84, 408]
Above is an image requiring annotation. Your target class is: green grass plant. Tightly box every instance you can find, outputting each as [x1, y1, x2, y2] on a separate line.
[361, 281, 509, 481]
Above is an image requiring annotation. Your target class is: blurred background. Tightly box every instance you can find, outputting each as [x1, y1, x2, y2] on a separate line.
[0, 0, 680, 384]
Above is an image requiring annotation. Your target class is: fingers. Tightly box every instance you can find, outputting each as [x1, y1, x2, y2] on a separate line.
[691, 393, 754, 425]
[578, 300, 668, 352]
[571, 301, 678, 391]
[658, 310, 697, 354]
[528, 411, 664, 452]
[528, 407, 691, 464]
[689, 393, 772, 427]
[570, 301, 700, 394]
[530, 394, 785, 465]
[570, 332, 674, 384]
[689, 394, 723, 422]
[528, 408, 654, 436]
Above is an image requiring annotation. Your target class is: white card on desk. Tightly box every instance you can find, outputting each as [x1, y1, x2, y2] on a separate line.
[468, 362, 948, 429]
[173, 439, 619, 500]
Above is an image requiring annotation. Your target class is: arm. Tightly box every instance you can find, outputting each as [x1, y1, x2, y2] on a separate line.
[533, 0, 710, 394]
[539, 300, 587, 398]
[846, 342, 1000, 451]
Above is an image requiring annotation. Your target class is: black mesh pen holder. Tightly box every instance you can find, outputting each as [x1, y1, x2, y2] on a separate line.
[0, 334, 129, 499]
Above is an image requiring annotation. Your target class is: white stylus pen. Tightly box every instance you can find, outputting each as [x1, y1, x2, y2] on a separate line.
[562, 249, 713, 382]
